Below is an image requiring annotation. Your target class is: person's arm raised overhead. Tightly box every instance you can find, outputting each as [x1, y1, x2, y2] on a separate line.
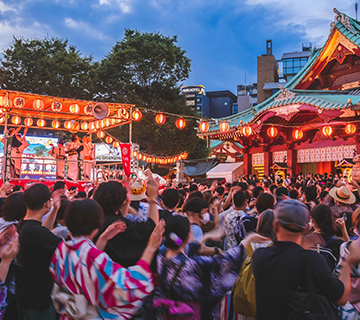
[146, 179, 159, 225]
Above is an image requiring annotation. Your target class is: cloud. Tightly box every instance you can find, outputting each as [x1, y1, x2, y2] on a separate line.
[98, 0, 131, 14]
[244, 0, 354, 46]
[65, 18, 108, 40]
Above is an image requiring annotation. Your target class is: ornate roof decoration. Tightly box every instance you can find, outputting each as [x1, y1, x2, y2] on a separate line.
[330, 8, 357, 35]
[274, 85, 296, 102]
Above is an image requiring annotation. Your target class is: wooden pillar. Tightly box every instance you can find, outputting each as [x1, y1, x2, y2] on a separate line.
[263, 150, 272, 177]
[287, 148, 297, 176]
[243, 149, 252, 176]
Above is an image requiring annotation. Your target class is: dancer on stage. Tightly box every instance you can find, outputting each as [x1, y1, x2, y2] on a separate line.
[65, 134, 83, 181]
[2, 127, 29, 178]
[49, 140, 66, 180]
[81, 135, 94, 180]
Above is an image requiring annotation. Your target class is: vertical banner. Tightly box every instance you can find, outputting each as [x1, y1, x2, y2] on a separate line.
[3, 136, 12, 183]
[120, 143, 131, 178]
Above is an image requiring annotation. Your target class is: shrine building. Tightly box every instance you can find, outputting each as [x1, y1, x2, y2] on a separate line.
[197, 9, 360, 179]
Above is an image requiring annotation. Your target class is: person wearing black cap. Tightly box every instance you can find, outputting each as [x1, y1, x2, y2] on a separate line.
[252, 199, 360, 320]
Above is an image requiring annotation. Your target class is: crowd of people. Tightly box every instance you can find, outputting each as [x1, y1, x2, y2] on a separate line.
[0, 171, 359, 319]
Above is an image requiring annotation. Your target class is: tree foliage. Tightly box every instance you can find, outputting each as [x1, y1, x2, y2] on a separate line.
[97, 29, 208, 159]
[0, 36, 97, 99]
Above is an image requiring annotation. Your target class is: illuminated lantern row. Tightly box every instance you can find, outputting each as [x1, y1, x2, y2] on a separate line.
[176, 118, 186, 129]
[199, 121, 209, 133]
[131, 151, 188, 164]
[155, 113, 166, 125]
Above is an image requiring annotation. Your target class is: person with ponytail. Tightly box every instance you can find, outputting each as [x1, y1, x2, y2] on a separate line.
[306, 204, 343, 271]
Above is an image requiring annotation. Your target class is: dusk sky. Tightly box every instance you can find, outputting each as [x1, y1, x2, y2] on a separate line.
[0, 0, 356, 94]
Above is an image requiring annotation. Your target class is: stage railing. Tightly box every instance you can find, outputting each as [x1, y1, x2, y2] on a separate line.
[95, 162, 125, 181]
[0, 155, 97, 182]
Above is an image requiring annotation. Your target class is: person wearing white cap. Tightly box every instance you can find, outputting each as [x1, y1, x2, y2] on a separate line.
[324, 185, 356, 219]
[252, 199, 360, 320]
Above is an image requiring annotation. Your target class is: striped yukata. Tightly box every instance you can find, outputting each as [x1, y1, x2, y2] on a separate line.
[49, 237, 154, 320]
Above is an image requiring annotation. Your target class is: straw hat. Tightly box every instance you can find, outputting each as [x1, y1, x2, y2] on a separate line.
[129, 179, 146, 201]
[329, 186, 356, 204]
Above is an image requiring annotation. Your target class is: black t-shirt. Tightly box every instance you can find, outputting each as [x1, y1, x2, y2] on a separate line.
[16, 220, 61, 310]
[252, 241, 344, 320]
[96, 214, 156, 268]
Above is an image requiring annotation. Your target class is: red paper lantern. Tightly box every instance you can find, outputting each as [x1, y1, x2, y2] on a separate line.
[70, 104, 80, 114]
[0, 96, 10, 107]
[199, 121, 209, 133]
[155, 113, 166, 124]
[14, 97, 25, 108]
[113, 141, 120, 148]
[105, 136, 113, 144]
[90, 122, 96, 131]
[97, 131, 105, 139]
[11, 116, 21, 125]
[142, 155, 147, 161]
[0, 117, 5, 124]
[176, 118, 186, 129]
[81, 122, 89, 131]
[151, 157, 156, 163]
[33, 99, 44, 110]
[64, 121, 73, 130]
[219, 121, 229, 133]
[292, 129, 304, 140]
[137, 153, 142, 160]
[37, 119, 46, 127]
[322, 125, 332, 136]
[267, 126, 278, 138]
[132, 151, 137, 157]
[132, 109, 142, 121]
[52, 120, 60, 129]
[51, 101, 62, 112]
[345, 123, 356, 135]
[84, 105, 92, 115]
[242, 126, 252, 137]
[24, 118, 33, 127]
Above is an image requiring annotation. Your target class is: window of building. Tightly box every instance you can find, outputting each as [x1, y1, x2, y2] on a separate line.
[283, 56, 309, 76]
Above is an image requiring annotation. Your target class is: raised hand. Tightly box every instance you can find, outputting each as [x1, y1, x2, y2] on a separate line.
[101, 221, 127, 241]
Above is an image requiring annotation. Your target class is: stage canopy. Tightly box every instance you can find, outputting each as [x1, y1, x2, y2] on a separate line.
[0, 89, 135, 133]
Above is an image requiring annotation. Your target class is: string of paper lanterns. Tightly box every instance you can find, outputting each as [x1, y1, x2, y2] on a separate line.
[97, 129, 188, 164]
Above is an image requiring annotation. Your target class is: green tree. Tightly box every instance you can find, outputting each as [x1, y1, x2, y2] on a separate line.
[0, 36, 97, 99]
[97, 29, 208, 159]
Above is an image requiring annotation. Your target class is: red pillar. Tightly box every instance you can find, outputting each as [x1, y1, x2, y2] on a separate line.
[243, 149, 252, 176]
[264, 150, 272, 177]
[287, 148, 297, 176]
